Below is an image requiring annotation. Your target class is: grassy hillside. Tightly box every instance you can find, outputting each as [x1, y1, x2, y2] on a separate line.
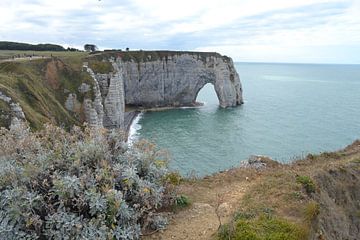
[0, 51, 93, 129]
[144, 141, 360, 240]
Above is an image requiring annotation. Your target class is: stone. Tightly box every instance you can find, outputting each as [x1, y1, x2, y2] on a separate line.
[65, 93, 77, 112]
[0, 91, 11, 102]
[78, 83, 91, 93]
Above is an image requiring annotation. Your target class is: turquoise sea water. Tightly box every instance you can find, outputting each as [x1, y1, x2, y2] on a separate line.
[132, 63, 360, 176]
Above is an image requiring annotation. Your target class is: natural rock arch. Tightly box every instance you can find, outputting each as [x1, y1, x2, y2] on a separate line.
[121, 52, 243, 108]
[194, 82, 218, 104]
[84, 51, 243, 129]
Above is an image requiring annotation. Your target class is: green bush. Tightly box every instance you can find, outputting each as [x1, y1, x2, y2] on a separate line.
[0, 123, 175, 239]
[175, 195, 191, 208]
[218, 215, 307, 240]
[296, 175, 316, 194]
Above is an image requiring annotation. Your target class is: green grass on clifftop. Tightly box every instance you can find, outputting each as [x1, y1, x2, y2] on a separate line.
[0, 51, 92, 129]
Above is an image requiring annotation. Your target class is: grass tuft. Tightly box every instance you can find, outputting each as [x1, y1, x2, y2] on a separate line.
[296, 175, 316, 194]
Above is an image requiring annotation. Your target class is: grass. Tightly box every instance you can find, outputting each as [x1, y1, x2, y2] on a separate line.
[0, 51, 94, 129]
[0, 50, 88, 61]
[304, 201, 320, 223]
[296, 175, 316, 194]
[88, 50, 224, 63]
[218, 214, 308, 240]
[88, 60, 113, 74]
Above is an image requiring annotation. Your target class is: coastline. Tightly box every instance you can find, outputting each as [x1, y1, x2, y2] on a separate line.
[125, 102, 205, 142]
[124, 111, 141, 141]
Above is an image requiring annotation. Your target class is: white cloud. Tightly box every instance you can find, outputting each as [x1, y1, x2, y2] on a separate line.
[0, 0, 359, 63]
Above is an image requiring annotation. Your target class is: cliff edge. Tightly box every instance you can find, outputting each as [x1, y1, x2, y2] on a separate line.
[0, 50, 243, 130]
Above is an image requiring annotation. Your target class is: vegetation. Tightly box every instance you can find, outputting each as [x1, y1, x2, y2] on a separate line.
[88, 60, 114, 74]
[0, 55, 92, 129]
[296, 175, 316, 194]
[89, 50, 223, 63]
[0, 41, 65, 51]
[304, 201, 320, 223]
[84, 44, 98, 52]
[0, 123, 176, 239]
[218, 213, 307, 240]
[175, 195, 191, 208]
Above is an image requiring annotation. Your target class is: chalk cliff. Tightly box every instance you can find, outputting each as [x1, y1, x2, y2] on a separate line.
[84, 51, 242, 129]
[120, 52, 243, 108]
[0, 51, 242, 131]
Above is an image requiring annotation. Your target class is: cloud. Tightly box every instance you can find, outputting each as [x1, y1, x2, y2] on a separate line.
[0, 0, 359, 63]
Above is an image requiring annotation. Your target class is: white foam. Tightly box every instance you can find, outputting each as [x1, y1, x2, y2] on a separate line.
[127, 112, 143, 145]
[180, 102, 206, 109]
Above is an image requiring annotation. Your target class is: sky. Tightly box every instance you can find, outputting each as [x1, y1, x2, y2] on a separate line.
[0, 0, 359, 63]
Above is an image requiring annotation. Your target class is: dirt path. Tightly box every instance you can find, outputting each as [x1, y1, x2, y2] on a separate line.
[143, 169, 259, 240]
[0, 56, 49, 63]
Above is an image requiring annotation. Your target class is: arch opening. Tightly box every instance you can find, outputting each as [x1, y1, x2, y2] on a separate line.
[195, 83, 219, 107]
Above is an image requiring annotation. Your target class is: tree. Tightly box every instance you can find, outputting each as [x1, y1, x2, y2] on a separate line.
[84, 44, 98, 52]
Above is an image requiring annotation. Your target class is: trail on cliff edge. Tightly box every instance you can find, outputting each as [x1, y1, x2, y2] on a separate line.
[143, 140, 360, 240]
[143, 169, 257, 240]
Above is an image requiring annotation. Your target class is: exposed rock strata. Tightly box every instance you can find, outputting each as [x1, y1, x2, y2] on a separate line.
[83, 60, 125, 128]
[120, 53, 243, 108]
[83, 63, 104, 127]
[0, 91, 26, 129]
[311, 163, 360, 240]
[83, 51, 242, 130]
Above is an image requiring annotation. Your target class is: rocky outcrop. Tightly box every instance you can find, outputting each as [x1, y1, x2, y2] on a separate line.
[84, 60, 125, 128]
[83, 51, 242, 130]
[119, 52, 242, 108]
[310, 162, 360, 240]
[0, 91, 26, 129]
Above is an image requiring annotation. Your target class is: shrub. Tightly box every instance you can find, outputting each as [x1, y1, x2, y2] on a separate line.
[175, 195, 191, 208]
[296, 175, 316, 194]
[0, 123, 176, 239]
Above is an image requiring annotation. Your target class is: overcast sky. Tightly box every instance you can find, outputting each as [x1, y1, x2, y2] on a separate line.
[0, 0, 359, 63]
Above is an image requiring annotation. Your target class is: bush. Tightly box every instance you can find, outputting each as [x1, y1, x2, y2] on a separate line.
[296, 175, 316, 194]
[175, 195, 191, 208]
[0, 123, 176, 239]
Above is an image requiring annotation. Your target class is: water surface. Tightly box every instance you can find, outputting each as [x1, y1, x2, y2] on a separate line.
[133, 63, 360, 176]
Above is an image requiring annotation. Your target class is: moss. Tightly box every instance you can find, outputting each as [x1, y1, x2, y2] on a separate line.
[218, 215, 308, 240]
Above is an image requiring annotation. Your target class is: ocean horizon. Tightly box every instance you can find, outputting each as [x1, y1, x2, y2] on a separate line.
[129, 62, 360, 176]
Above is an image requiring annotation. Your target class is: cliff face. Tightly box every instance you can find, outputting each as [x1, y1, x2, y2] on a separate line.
[310, 162, 360, 240]
[120, 53, 243, 108]
[0, 51, 242, 130]
[83, 51, 243, 129]
[84, 59, 125, 129]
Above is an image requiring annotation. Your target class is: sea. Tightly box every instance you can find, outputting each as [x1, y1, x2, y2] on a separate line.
[129, 62, 360, 176]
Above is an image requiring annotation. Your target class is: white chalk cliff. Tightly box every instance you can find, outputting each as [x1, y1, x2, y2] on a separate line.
[84, 51, 243, 129]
